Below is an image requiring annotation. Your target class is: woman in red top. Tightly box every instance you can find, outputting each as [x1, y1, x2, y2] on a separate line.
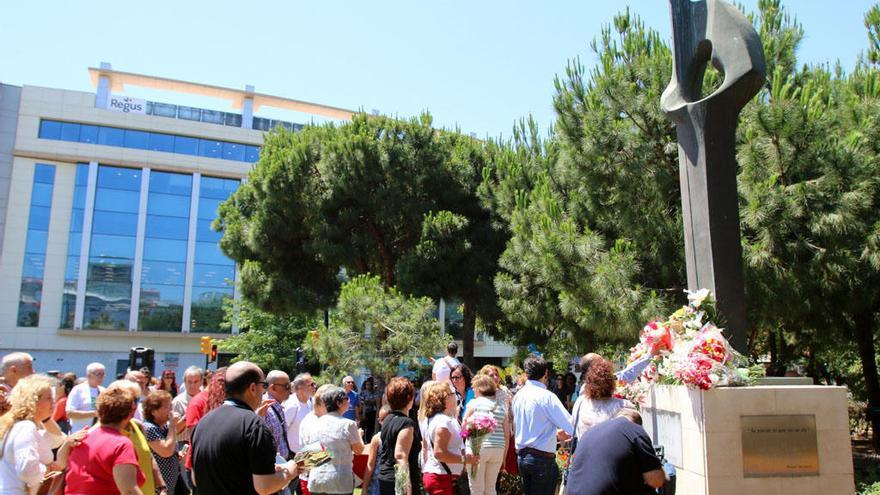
[52, 373, 76, 434]
[63, 386, 145, 495]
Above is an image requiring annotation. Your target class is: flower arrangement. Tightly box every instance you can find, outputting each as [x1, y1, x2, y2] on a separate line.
[461, 413, 498, 477]
[619, 289, 764, 404]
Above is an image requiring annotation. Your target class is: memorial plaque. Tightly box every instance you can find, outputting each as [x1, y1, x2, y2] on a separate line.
[642, 408, 683, 468]
[741, 415, 819, 477]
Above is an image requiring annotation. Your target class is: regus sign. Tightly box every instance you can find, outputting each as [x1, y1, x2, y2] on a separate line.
[108, 95, 146, 114]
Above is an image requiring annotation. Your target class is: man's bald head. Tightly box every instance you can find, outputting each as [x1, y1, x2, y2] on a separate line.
[224, 361, 264, 397]
[579, 353, 602, 375]
[1, 352, 34, 387]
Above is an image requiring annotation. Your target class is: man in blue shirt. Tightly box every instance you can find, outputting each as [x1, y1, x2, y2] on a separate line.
[512, 355, 574, 495]
[341, 375, 361, 423]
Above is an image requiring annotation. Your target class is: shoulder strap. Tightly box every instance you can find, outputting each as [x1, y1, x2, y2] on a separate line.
[426, 415, 454, 476]
[270, 404, 292, 453]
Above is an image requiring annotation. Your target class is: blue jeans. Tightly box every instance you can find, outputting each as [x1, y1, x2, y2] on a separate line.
[517, 452, 558, 495]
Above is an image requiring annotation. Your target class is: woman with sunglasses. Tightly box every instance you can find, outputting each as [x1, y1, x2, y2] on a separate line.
[156, 369, 178, 398]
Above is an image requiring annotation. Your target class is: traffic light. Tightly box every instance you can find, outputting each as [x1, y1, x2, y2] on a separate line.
[209, 344, 218, 364]
[199, 336, 212, 355]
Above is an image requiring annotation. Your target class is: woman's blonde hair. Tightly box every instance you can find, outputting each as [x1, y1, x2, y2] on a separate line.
[0, 374, 55, 441]
[417, 380, 436, 423]
[477, 365, 502, 379]
[422, 382, 454, 418]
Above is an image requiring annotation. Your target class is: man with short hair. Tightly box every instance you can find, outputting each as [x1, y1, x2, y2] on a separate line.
[341, 376, 361, 423]
[566, 409, 666, 495]
[173, 366, 204, 428]
[283, 372, 315, 456]
[0, 352, 34, 414]
[263, 370, 293, 460]
[512, 355, 573, 495]
[192, 361, 300, 495]
[67, 362, 106, 431]
[431, 342, 461, 383]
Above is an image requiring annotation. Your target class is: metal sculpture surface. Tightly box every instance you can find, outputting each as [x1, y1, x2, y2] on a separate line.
[661, 0, 766, 352]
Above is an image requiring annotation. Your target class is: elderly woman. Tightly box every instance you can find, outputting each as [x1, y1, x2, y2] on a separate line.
[143, 390, 180, 495]
[422, 382, 478, 495]
[308, 385, 365, 495]
[299, 384, 331, 495]
[463, 375, 510, 495]
[375, 377, 421, 495]
[571, 359, 634, 438]
[65, 385, 146, 495]
[0, 375, 77, 495]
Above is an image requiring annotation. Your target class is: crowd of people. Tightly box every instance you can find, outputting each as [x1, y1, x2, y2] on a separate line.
[0, 342, 669, 495]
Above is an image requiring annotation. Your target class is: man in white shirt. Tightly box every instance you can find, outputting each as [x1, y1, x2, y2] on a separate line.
[0, 352, 34, 415]
[66, 362, 106, 431]
[512, 354, 573, 495]
[284, 372, 315, 455]
[172, 366, 204, 426]
[431, 342, 461, 383]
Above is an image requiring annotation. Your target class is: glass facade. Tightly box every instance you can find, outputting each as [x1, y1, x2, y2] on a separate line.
[38, 120, 261, 164]
[83, 166, 141, 330]
[18, 164, 55, 326]
[61, 164, 88, 328]
[139, 171, 191, 331]
[190, 176, 239, 333]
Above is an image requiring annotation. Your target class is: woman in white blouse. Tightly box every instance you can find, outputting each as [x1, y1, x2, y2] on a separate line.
[0, 375, 80, 495]
[422, 382, 478, 495]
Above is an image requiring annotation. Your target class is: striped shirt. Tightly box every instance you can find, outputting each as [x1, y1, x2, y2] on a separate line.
[466, 396, 507, 448]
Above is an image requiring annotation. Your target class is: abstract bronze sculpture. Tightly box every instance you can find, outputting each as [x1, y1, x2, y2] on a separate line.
[661, 0, 766, 352]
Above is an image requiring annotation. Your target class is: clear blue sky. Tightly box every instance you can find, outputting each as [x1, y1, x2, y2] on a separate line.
[1, 1, 875, 138]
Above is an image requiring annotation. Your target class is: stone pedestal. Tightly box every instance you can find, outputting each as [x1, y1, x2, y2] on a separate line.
[642, 385, 854, 495]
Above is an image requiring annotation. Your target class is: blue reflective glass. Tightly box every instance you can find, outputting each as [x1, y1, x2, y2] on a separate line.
[72, 186, 86, 210]
[60, 122, 80, 142]
[194, 242, 232, 266]
[79, 125, 99, 144]
[94, 189, 140, 213]
[140, 283, 185, 304]
[196, 219, 221, 243]
[33, 164, 55, 184]
[173, 136, 199, 156]
[69, 209, 84, 234]
[197, 197, 223, 220]
[92, 211, 138, 236]
[98, 166, 141, 191]
[147, 193, 190, 218]
[83, 284, 130, 330]
[142, 238, 187, 262]
[199, 176, 239, 199]
[191, 286, 232, 304]
[222, 142, 245, 161]
[64, 255, 80, 281]
[98, 126, 125, 146]
[87, 256, 134, 283]
[75, 164, 89, 185]
[148, 133, 175, 153]
[27, 206, 51, 231]
[193, 263, 235, 287]
[145, 215, 190, 240]
[25, 230, 48, 253]
[89, 234, 136, 259]
[141, 260, 185, 285]
[124, 130, 150, 150]
[39, 120, 61, 139]
[198, 139, 223, 159]
[67, 232, 82, 257]
[22, 253, 45, 278]
[245, 145, 260, 163]
[149, 172, 191, 196]
[30, 183, 53, 207]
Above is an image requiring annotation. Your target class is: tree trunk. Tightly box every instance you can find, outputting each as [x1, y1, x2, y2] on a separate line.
[461, 301, 477, 370]
[767, 328, 783, 376]
[853, 310, 880, 452]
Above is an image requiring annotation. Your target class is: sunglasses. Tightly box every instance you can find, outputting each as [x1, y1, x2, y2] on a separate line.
[271, 382, 292, 390]
[451, 375, 463, 381]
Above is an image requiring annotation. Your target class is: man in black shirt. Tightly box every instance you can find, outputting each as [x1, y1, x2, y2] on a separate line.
[566, 409, 666, 495]
[192, 361, 300, 495]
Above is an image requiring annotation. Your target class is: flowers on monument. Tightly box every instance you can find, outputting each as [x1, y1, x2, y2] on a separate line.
[461, 413, 498, 477]
[620, 289, 763, 402]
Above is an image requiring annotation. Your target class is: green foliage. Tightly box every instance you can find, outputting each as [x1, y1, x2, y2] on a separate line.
[303, 275, 444, 382]
[217, 299, 317, 373]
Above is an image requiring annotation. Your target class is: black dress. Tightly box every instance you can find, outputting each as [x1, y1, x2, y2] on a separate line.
[377, 411, 422, 495]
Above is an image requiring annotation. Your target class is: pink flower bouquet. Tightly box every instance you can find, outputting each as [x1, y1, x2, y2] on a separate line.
[462, 412, 498, 477]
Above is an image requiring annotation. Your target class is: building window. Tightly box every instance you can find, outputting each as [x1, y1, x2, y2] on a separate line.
[18, 164, 55, 327]
[190, 176, 238, 333]
[83, 166, 141, 330]
[61, 164, 88, 328]
[139, 171, 191, 332]
[38, 120, 261, 163]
